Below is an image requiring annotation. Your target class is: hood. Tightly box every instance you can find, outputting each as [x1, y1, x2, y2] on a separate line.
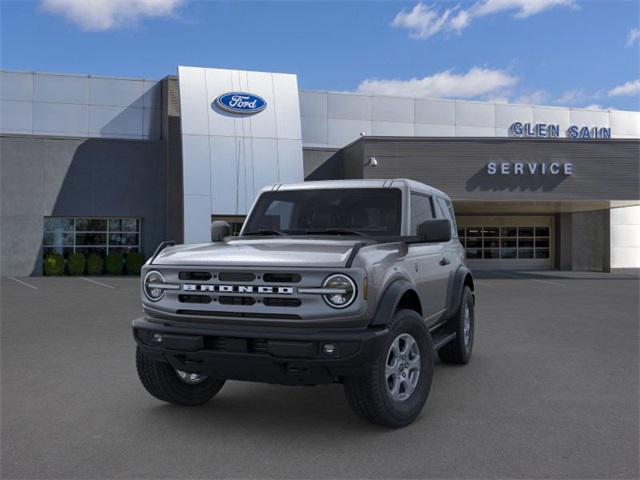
[152, 238, 362, 268]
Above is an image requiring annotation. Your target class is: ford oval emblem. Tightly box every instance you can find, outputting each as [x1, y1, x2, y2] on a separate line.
[214, 92, 267, 115]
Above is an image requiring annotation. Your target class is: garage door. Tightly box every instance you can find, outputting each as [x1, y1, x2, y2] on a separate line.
[457, 216, 554, 270]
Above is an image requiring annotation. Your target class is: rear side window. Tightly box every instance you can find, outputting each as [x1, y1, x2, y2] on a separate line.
[435, 197, 458, 238]
[409, 193, 434, 235]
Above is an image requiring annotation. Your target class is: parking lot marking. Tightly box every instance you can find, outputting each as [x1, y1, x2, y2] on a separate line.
[80, 277, 115, 289]
[7, 276, 38, 290]
[531, 279, 565, 287]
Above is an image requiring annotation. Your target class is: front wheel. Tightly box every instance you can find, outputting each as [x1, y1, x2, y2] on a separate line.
[343, 309, 434, 428]
[136, 347, 225, 406]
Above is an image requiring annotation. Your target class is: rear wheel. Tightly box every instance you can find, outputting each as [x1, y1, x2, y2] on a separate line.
[136, 347, 225, 406]
[438, 286, 474, 364]
[343, 309, 434, 428]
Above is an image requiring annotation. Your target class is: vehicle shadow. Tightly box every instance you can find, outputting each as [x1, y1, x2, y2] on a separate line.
[135, 374, 442, 435]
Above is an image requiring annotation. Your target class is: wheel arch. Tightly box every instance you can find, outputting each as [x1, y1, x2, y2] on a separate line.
[446, 266, 475, 317]
[370, 279, 423, 326]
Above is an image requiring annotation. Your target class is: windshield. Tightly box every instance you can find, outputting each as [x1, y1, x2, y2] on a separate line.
[243, 188, 402, 237]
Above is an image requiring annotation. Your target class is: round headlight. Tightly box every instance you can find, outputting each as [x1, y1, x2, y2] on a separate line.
[144, 270, 165, 302]
[322, 274, 356, 309]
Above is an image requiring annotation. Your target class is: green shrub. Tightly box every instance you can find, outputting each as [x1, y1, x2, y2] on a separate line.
[125, 251, 145, 275]
[66, 252, 86, 275]
[105, 252, 124, 275]
[43, 253, 65, 276]
[86, 253, 104, 275]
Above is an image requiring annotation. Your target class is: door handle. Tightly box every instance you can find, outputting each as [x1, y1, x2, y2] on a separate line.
[439, 257, 450, 266]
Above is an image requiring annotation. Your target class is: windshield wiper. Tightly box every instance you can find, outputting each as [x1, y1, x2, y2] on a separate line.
[305, 228, 369, 237]
[243, 229, 287, 236]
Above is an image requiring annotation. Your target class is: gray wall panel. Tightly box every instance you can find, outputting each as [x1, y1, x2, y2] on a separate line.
[343, 137, 640, 201]
[0, 135, 166, 275]
[1, 70, 162, 140]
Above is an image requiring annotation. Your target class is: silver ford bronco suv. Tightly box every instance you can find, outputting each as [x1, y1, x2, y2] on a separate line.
[133, 179, 475, 427]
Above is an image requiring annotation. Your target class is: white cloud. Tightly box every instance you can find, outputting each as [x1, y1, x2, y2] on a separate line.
[40, 0, 184, 31]
[392, 0, 576, 39]
[608, 79, 640, 97]
[515, 90, 548, 105]
[627, 28, 640, 47]
[583, 104, 605, 110]
[391, 3, 457, 39]
[356, 67, 518, 99]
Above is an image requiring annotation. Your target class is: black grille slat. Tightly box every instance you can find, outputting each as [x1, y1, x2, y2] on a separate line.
[219, 272, 256, 282]
[179, 272, 212, 281]
[179, 294, 212, 304]
[263, 297, 301, 307]
[219, 296, 256, 306]
[263, 273, 301, 283]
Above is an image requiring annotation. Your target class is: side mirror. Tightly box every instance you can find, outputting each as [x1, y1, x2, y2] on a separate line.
[211, 221, 231, 242]
[417, 219, 451, 243]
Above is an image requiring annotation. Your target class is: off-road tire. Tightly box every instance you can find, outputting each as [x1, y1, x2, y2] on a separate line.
[343, 309, 434, 428]
[136, 347, 225, 406]
[438, 286, 474, 365]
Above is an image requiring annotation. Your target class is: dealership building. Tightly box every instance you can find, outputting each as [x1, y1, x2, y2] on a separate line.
[1, 66, 639, 275]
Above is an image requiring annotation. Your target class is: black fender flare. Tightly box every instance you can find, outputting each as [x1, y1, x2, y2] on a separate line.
[445, 265, 475, 317]
[369, 278, 416, 327]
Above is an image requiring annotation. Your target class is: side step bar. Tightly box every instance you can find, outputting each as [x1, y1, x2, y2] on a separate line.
[431, 330, 456, 351]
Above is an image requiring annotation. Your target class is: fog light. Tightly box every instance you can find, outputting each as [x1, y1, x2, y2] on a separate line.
[323, 343, 336, 355]
[152, 333, 163, 344]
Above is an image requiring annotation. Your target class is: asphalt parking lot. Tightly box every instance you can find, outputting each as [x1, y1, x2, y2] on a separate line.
[1, 271, 638, 479]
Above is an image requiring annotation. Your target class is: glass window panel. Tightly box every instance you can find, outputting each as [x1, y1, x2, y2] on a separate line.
[43, 231, 74, 246]
[483, 227, 499, 237]
[76, 218, 107, 231]
[535, 238, 549, 248]
[109, 233, 139, 246]
[108, 219, 122, 232]
[435, 197, 457, 237]
[121, 218, 139, 232]
[466, 248, 482, 259]
[501, 239, 517, 248]
[109, 246, 139, 254]
[501, 248, 517, 258]
[409, 194, 434, 234]
[501, 227, 517, 237]
[535, 227, 549, 237]
[484, 237, 499, 248]
[518, 239, 534, 248]
[466, 238, 482, 248]
[457, 228, 465, 238]
[76, 233, 107, 245]
[467, 227, 482, 237]
[483, 249, 500, 259]
[44, 217, 74, 231]
[75, 247, 107, 256]
[518, 227, 534, 237]
[535, 249, 550, 259]
[109, 218, 139, 232]
[518, 249, 534, 258]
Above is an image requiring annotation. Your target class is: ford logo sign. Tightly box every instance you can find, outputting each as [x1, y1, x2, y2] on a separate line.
[214, 92, 267, 115]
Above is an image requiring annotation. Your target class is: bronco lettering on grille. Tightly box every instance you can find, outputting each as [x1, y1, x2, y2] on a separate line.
[182, 284, 294, 295]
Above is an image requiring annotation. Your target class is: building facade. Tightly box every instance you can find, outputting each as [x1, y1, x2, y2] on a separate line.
[1, 67, 639, 275]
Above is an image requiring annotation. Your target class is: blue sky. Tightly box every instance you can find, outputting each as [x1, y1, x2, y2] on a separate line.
[1, 0, 639, 110]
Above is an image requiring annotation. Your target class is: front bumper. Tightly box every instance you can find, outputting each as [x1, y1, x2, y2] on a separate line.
[132, 316, 389, 385]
